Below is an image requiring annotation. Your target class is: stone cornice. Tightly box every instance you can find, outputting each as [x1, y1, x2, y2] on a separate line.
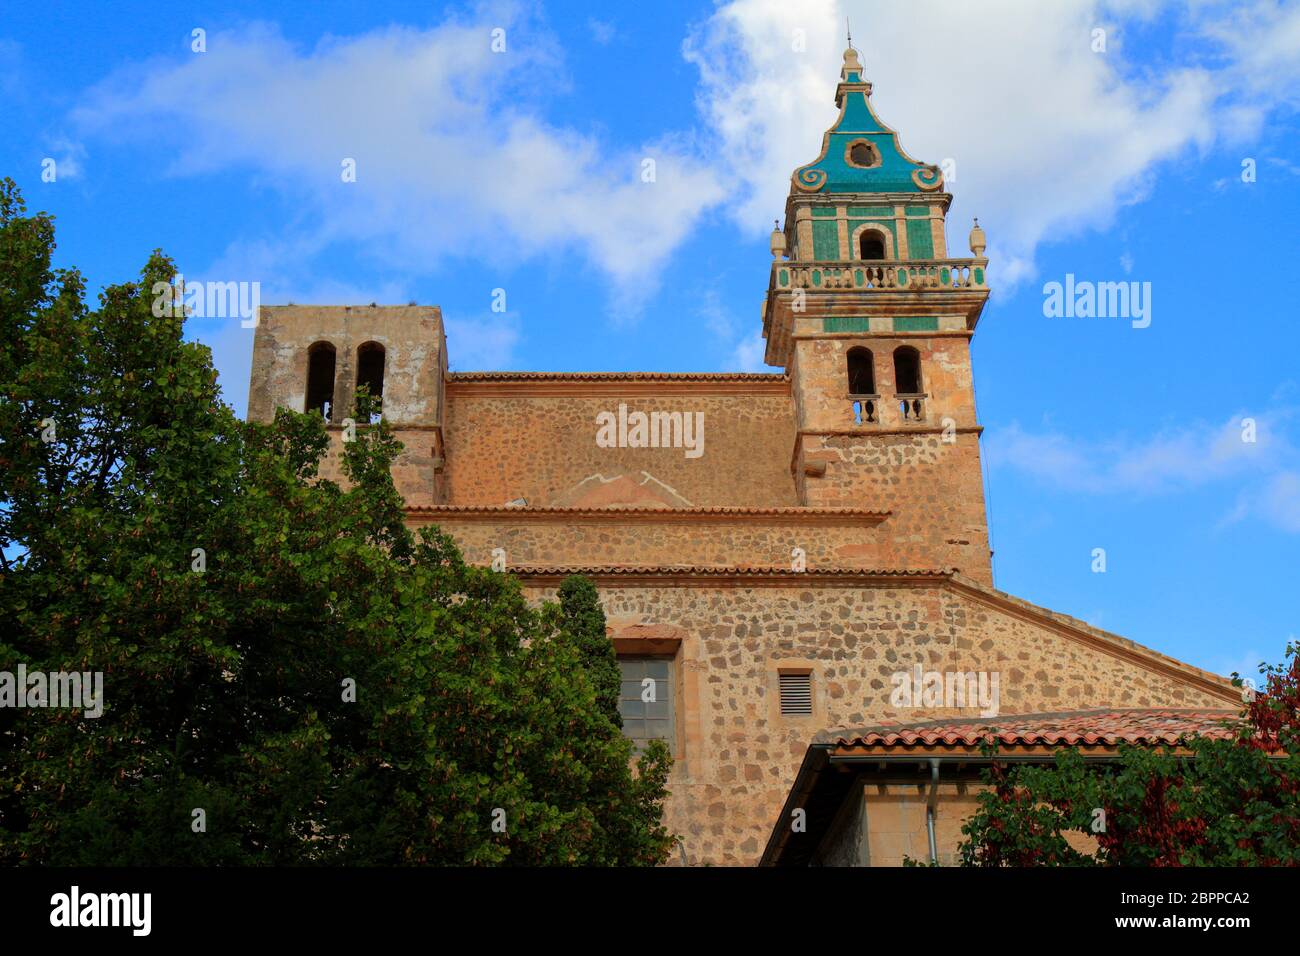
[799, 425, 984, 438]
[791, 329, 974, 340]
[508, 565, 950, 588]
[445, 372, 791, 398]
[406, 505, 890, 526]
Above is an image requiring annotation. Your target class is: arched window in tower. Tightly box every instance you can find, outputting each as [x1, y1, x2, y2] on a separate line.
[893, 346, 923, 394]
[847, 347, 875, 395]
[859, 230, 886, 261]
[893, 346, 925, 422]
[356, 342, 385, 422]
[305, 342, 336, 420]
[847, 347, 877, 425]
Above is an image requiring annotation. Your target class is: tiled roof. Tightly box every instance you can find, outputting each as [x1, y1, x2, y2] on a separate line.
[507, 565, 952, 579]
[447, 371, 789, 382]
[405, 504, 889, 518]
[763, 708, 1247, 866]
[824, 708, 1241, 749]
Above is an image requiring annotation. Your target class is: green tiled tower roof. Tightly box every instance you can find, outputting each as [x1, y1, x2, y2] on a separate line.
[791, 47, 943, 196]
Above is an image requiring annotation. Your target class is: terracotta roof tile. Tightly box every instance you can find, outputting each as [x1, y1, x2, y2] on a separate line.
[507, 565, 952, 579]
[447, 371, 789, 382]
[405, 505, 889, 518]
[824, 708, 1241, 749]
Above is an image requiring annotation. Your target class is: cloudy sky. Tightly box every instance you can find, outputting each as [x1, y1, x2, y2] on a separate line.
[2, 0, 1298, 678]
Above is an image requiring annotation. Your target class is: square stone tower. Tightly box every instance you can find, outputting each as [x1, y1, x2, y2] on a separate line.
[762, 47, 993, 582]
[247, 304, 448, 507]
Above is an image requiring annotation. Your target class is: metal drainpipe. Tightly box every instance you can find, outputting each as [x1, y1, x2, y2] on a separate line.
[926, 758, 940, 865]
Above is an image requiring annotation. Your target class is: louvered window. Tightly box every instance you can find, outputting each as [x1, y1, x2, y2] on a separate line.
[779, 672, 813, 716]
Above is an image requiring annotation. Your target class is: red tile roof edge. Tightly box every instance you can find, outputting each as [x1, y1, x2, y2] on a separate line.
[404, 505, 890, 518]
[821, 708, 1242, 749]
[506, 565, 953, 578]
[447, 371, 790, 382]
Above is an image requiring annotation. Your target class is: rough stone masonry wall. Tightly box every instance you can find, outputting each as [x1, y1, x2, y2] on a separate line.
[248, 305, 445, 425]
[800, 432, 992, 582]
[316, 427, 445, 509]
[522, 579, 1233, 866]
[441, 389, 798, 508]
[791, 333, 978, 434]
[789, 333, 991, 581]
[416, 513, 887, 569]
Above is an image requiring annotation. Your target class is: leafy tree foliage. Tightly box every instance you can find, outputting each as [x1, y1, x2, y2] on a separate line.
[958, 645, 1300, 866]
[0, 180, 673, 865]
[558, 575, 622, 726]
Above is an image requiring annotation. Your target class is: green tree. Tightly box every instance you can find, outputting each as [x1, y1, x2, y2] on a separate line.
[958, 645, 1300, 866]
[558, 574, 622, 726]
[0, 179, 674, 866]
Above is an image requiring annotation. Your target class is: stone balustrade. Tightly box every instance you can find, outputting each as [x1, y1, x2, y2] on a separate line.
[849, 396, 879, 425]
[848, 394, 928, 426]
[898, 394, 926, 422]
[772, 258, 987, 293]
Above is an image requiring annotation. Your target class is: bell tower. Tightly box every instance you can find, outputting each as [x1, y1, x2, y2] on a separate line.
[764, 46, 994, 583]
[247, 304, 449, 508]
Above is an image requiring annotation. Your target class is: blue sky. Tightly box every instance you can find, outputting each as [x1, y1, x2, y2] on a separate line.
[2, 0, 1298, 680]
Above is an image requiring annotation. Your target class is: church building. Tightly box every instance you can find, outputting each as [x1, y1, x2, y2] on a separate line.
[247, 47, 1239, 866]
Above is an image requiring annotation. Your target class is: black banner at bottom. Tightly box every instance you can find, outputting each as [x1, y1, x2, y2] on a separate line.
[0, 865, 1284, 941]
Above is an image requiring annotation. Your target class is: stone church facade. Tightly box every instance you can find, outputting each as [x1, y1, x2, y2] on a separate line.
[247, 48, 1238, 865]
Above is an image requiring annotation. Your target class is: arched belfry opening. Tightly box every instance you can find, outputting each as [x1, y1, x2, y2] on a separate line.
[305, 342, 336, 419]
[893, 346, 923, 395]
[356, 342, 386, 421]
[859, 231, 886, 260]
[847, 347, 875, 395]
[847, 346, 878, 425]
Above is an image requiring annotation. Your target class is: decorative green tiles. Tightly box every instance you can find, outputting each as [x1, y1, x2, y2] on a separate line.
[822, 316, 872, 333]
[818, 316, 941, 333]
[892, 316, 939, 332]
[812, 221, 840, 259]
[905, 218, 934, 259]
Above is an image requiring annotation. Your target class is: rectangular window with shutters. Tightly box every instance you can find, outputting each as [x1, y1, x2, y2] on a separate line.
[618, 658, 673, 751]
[778, 671, 813, 716]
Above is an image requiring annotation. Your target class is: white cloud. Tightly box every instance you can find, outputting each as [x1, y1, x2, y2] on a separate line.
[71, 15, 724, 302]
[988, 411, 1290, 492]
[695, 288, 771, 371]
[986, 406, 1300, 532]
[730, 332, 768, 372]
[445, 312, 521, 371]
[683, 0, 1300, 286]
[57, 0, 1300, 376]
[43, 138, 86, 180]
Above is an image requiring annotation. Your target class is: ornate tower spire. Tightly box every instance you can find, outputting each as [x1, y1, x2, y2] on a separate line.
[760, 50, 994, 582]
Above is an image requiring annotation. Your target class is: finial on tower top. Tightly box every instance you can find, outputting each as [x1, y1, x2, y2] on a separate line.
[969, 218, 987, 257]
[841, 45, 863, 76]
[770, 219, 787, 259]
[841, 19, 863, 82]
